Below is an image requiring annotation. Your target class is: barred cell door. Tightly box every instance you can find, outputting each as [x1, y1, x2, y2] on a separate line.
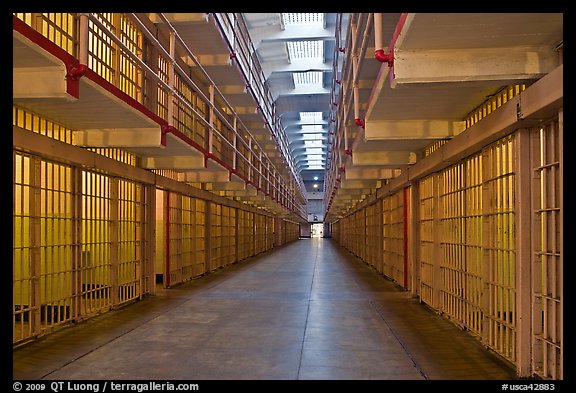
[530, 116, 563, 379]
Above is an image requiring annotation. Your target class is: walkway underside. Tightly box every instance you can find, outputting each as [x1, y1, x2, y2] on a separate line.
[13, 239, 516, 380]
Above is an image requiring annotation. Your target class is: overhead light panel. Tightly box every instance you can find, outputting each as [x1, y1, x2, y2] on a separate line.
[282, 13, 324, 26]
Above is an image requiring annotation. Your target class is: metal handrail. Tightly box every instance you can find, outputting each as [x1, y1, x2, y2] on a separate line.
[143, 13, 308, 211]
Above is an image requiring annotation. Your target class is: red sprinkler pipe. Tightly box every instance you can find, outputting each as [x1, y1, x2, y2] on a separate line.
[374, 13, 408, 67]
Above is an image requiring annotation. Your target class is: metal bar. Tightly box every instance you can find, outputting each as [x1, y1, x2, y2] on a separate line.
[31, 157, 42, 336]
[164, 191, 170, 288]
[410, 182, 420, 296]
[403, 187, 408, 289]
[208, 85, 215, 155]
[204, 201, 211, 273]
[109, 177, 119, 306]
[558, 109, 563, 379]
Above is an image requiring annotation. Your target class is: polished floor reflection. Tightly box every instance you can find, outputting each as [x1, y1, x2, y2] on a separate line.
[13, 238, 516, 380]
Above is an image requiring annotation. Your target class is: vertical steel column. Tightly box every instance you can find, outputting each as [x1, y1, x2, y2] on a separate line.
[167, 31, 176, 126]
[204, 201, 212, 273]
[112, 14, 121, 88]
[530, 124, 543, 377]
[515, 127, 532, 377]
[133, 183, 143, 300]
[410, 182, 421, 296]
[71, 167, 83, 319]
[403, 187, 409, 289]
[109, 177, 119, 306]
[433, 174, 442, 310]
[481, 147, 491, 347]
[253, 213, 257, 255]
[30, 156, 42, 335]
[208, 84, 215, 156]
[558, 108, 564, 379]
[164, 191, 170, 288]
[234, 207, 240, 261]
[142, 36, 159, 116]
[70, 167, 82, 320]
[145, 185, 156, 295]
[377, 198, 383, 274]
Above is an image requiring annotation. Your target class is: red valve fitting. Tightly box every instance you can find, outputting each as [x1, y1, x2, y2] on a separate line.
[67, 64, 88, 80]
[161, 124, 176, 135]
[374, 49, 394, 67]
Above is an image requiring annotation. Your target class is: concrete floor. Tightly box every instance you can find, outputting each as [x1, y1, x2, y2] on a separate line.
[13, 238, 517, 380]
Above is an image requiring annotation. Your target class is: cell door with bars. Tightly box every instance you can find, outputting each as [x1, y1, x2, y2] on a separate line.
[530, 117, 562, 379]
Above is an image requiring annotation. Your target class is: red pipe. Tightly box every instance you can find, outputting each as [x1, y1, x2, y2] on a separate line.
[374, 13, 409, 67]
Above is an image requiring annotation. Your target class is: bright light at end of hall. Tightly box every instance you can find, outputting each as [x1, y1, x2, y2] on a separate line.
[313, 184, 319, 188]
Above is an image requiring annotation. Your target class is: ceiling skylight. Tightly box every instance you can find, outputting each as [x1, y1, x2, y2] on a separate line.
[282, 13, 323, 26]
[300, 111, 323, 123]
[286, 40, 324, 60]
[304, 140, 323, 147]
[279, 15, 329, 172]
[286, 41, 324, 88]
[294, 72, 322, 87]
[295, 110, 326, 170]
